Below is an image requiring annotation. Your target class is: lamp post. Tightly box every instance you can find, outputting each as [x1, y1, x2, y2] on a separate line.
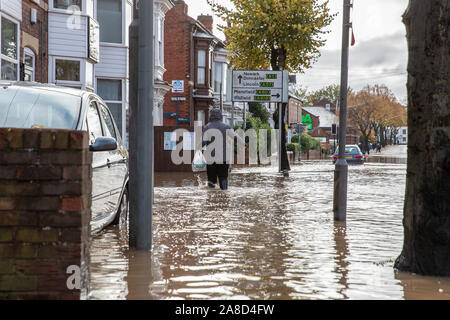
[129, 0, 154, 250]
[333, 0, 352, 222]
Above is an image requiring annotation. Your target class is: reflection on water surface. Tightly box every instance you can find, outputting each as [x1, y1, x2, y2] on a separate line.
[89, 161, 450, 300]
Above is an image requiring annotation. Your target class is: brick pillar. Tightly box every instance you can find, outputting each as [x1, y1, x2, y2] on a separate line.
[0, 128, 92, 300]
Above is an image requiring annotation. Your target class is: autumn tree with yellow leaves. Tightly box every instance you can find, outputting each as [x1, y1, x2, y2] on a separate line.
[208, 0, 335, 172]
[348, 84, 407, 152]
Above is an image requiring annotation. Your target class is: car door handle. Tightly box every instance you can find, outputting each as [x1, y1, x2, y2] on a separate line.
[107, 159, 111, 168]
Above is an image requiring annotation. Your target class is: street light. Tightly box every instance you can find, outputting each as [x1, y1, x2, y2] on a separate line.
[129, 0, 154, 251]
[333, 0, 352, 222]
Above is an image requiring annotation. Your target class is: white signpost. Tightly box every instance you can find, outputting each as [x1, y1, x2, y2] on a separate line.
[227, 70, 289, 103]
[227, 70, 290, 173]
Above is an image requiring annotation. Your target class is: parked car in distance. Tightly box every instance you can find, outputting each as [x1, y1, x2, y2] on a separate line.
[332, 144, 365, 164]
[0, 82, 129, 234]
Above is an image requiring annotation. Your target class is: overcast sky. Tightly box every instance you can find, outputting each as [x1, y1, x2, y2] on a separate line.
[183, 0, 409, 103]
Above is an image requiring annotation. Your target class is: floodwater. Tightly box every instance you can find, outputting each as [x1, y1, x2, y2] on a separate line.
[88, 159, 450, 300]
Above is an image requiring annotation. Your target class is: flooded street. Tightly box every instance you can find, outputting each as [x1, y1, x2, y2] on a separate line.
[89, 157, 450, 300]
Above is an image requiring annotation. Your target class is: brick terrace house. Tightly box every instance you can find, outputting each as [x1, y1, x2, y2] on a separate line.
[1, 1, 173, 145]
[1, 0, 48, 83]
[303, 99, 360, 146]
[287, 93, 303, 128]
[164, 0, 228, 127]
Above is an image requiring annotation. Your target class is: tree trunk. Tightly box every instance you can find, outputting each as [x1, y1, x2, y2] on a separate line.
[271, 47, 290, 172]
[394, 0, 450, 276]
[273, 104, 291, 171]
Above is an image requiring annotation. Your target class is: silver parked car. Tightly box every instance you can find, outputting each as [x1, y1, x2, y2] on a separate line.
[332, 144, 365, 164]
[0, 82, 129, 233]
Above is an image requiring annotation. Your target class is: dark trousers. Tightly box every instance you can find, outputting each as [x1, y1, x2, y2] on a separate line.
[207, 163, 229, 190]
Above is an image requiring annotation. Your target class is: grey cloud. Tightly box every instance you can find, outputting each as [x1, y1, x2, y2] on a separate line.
[298, 31, 408, 99]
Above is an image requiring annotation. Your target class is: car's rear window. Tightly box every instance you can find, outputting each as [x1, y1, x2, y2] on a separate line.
[335, 146, 360, 154]
[346, 147, 359, 154]
[0, 86, 81, 130]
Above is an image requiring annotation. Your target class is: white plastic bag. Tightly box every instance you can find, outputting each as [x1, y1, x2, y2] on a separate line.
[192, 150, 207, 172]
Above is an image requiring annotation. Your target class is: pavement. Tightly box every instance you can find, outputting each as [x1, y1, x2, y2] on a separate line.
[370, 144, 407, 158]
[367, 144, 407, 164]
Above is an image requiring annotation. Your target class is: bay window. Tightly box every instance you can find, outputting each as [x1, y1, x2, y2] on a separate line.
[1, 17, 19, 81]
[53, 0, 82, 10]
[197, 50, 206, 85]
[55, 59, 81, 82]
[98, 0, 123, 44]
[214, 62, 227, 93]
[97, 79, 123, 135]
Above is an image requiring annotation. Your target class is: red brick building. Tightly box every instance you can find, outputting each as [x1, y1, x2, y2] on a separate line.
[20, 0, 48, 83]
[1, 1, 48, 83]
[287, 94, 303, 127]
[164, 0, 225, 127]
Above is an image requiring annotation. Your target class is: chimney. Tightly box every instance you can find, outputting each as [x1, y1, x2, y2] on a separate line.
[174, 0, 188, 15]
[198, 14, 213, 33]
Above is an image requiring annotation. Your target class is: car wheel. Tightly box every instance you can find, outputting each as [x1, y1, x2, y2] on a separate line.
[112, 187, 128, 226]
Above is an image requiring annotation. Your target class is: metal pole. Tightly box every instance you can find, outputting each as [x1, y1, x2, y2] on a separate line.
[231, 102, 235, 127]
[278, 102, 282, 173]
[220, 83, 223, 113]
[128, 3, 139, 249]
[136, 0, 154, 250]
[243, 103, 247, 129]
[333, 0, 351, 222]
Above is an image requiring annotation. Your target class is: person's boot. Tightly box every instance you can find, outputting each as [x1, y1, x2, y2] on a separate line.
[219, 179, 228, 190]
[208, 181, 216, 188]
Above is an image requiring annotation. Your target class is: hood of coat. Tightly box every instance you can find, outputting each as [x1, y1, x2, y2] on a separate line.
[209, 108, 223, 122]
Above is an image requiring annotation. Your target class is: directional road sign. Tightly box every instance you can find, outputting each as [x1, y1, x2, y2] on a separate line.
[232, 71, 283, 89]
[232, 88, 283, 102]
[228, 70, 288, 103]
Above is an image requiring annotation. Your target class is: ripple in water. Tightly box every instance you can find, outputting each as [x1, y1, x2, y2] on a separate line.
[89, 162, 450, 300]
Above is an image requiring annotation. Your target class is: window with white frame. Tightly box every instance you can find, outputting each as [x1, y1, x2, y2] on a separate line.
[24, 48, 35, 82]
[55, 59, 81, 82]
[1, 17, 19, 81]
[214, 62, 227, 93]
[159, 18, 164, 66]
[197, 50, 206, 85]
[97, 79, 123, 136]
[97, 0, 123, 44]
[53, 0, 82, 10]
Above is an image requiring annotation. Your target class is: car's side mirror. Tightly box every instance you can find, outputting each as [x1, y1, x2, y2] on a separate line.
[89, 137, 117, 152]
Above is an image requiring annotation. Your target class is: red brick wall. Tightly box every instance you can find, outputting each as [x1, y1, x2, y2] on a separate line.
[288, 97, 302, 125]
[164, 3, 193, 127]
[21, 0, 48, 83]
[302, 110, 320, 129]
[0, 128, 92, 300]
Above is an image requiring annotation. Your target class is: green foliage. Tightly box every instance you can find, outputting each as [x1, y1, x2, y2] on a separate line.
[295, 84, 353, 105]
[307, 84, 341, 104]
[287, 143, 299, 152]
[248, 102, 270, 124]
[291, 134, 300, 143]
[300, 133, 313, 153]
[239, 117, 274, 158]
[245, 116, 263, 130]
[208, 0, 335, 72]
[311, 137, 321, 150]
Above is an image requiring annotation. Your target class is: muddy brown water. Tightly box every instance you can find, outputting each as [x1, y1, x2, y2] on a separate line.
[88, 161, 450, 300]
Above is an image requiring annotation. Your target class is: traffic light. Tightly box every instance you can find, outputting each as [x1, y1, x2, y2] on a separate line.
[332, 123, 337, 135]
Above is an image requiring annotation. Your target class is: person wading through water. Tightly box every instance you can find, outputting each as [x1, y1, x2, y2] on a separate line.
[202, 109, 246, 190]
